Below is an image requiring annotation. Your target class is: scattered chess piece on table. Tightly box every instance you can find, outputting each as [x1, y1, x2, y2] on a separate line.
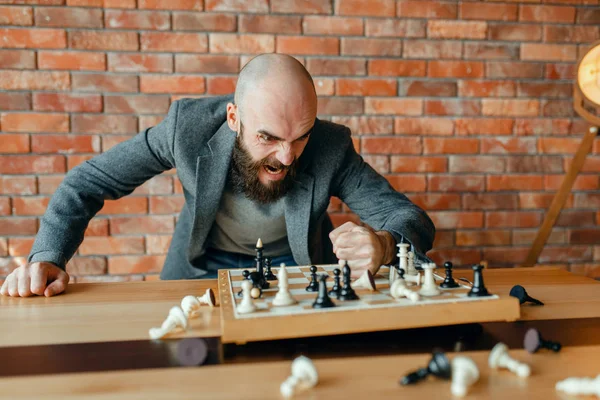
[180, 288, 215, 318]
[488, 342, 531, 377]
[391, 276, 420, 303]
[273, 263, 297, 307]
[440, 261, 460, 289]
[510, 285, 544, 305]
[524, 328, 561, 353]
[353, 270, 376, 291]
[468, 264, 491, 297]
[451, 356, 479, 397]
[338, 261, 359, 301]
[312, 274, 336, 309]
[400, 350, 452, 385]
[237, 280, 257, 314]
[305, 265, 319, 292]
[280, 356, 319, 398]
[328, 268, 341, 298]
[555, 375, 600, 397]
[149, 306, 188, 340]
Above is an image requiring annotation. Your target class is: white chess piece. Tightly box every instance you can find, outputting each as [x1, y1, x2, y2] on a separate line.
[148, 306, 188, 340]
[556, 375, 600, 397]
[237, 280, 256, 314]
[391, 242, 409, 284]
[273, 263, 297, 307]
[181, 288, 215, 318]
[419, 263, 441, 296]
[403, 271, 421, 286]
[488, 342, 531, 377]
[280, 356, 319, 398]
[407, 250, 417, 276]
[353, 270, 376, 291]
[390, 278, 420, 302]
[451, 356, 480, 397]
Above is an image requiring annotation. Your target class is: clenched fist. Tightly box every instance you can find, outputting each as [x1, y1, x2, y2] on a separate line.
[0, 262, 70, 297]
[329, 221, 396, 278]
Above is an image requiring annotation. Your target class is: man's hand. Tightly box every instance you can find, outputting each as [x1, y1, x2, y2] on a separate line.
[329, 221, 396, 278]
[0, 262, 70, 297]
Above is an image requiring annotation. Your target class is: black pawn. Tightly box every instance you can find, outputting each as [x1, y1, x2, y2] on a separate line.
[312, 274, 335, 309]
[510, 285, 544, 306]
[400, 350, 452, 385]
[338, 262, 359, 301]
[524, 328, 561, 353]
[264, 257, 277, 281]
[305, 265, 319, 292]
[237, 270, 251, 297]
[468, 264, 491, 297]
[328, 268, 341, 298]
[440, 261, 460, 289]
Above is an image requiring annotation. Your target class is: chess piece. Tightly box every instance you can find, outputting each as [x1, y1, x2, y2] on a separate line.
[353, 270, 376, 291]
[280, 356, 319, 398]
[392, 242, 410, 284]
[237, 270, 251, 297]
[312, 274, 335, 309]
[556, 375, 600, 397]
[237, 280, 256, 314]
[180, 288, 216, 318]
[419, 263, 441, 297]
[328, 268, 341, 298]
[264, 257, 277, 281]
[338, 261, 359, 301]
[451, 356, 479, 397]
[273, 263, 297, 307]
[510, 285, 544, 305]
[524, 328, 561, 353]
[440, 261, 460, 289]
[305, 265, 319, 292]
[403, 270, 421, 286]
[149, 306, 188, 340]
[176, 338, 208, 366]
[407, 247, 418, 275]
[468, 264, 491, 297]
[400, 350, 452, 385]
[390, 277, 420, 302]
[488, 342, 531, 377]
[248, 270, 269, 291]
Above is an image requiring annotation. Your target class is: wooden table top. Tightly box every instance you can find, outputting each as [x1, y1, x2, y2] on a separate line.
[0, 344, 597, 399]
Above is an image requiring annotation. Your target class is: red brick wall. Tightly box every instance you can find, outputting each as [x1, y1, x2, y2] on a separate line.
[0, 0, 599, 283]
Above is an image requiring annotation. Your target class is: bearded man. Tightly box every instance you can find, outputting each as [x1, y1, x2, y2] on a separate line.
[1, 53, 435, 298]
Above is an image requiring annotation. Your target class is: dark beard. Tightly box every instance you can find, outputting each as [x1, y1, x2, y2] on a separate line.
[229, 131, 298, 204]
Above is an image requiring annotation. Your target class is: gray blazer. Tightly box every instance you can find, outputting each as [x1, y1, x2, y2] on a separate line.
[28, 95, 435, 279]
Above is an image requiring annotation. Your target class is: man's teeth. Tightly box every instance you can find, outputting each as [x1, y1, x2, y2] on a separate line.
[265, 165, 283, 174]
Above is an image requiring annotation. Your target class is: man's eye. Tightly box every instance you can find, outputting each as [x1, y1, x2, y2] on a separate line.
[258, 134, 272, 142]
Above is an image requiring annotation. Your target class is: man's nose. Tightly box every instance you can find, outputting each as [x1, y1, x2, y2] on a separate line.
[276, 142, 294, 166]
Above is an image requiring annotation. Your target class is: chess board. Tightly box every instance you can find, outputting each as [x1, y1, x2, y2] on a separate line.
[218, 265, 521, 344]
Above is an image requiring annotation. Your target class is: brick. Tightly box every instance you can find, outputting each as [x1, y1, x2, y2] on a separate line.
[12, 196, 48, 215]
[341, 38, 402, 57]
[146, 235, 172, 254]
[403, 40, 462, 59]
[139, 115, 166, 131]
[520, 4, 576, 23]
[544, 25, 600, 43]
[35, 7, 102, 28]
[545, 63, 577, 80]
[0, 92, 31, 110]
[361, 137, 422, 155]
[482, 99, 539, 117]
[512, 230, 565, 246]
[72, 115, 137, 134]
[98, 196, 148, 214]
[449, 156, 505, 173]
[519, 192, 573, 209]
[272, 0, 332, 14]
[0, 176, 36, 195]
[336, 0, 395, 16]
[556, 210, 597, 227]
[429, 175, 485, 192]
[1, 113, 68, 133]
[0, 218, 36, 235]
[398, 0, 457, 18]
[141, 32, 207, 53]
[462, 193, 519, 210]
[108, 254, 166, 274]
[517, 82, 572, 98]
[205, 0, 268, 12]
[149, 196, 184, 214]
[0, 239, 8, 257]
[0, 49, 35, 69]
[139, 0, 203, 10]
[132, 175, 173, 195]
[0, 134, 29, 153]
[423, 138, 479, 154]
[0, 197, 10, 216]
[365, 98, 422, 116]
[488, 175, 543, 191]
[69, 31, 138, 51]
[314, 78, 334, 96]
[460, 3, 517, 20]
[571, 156, 600, 173]
[568, 229, 600, 245]
[428, 61, 484, 78]
[307, 58, 366, 76]
[385, 175, 427, 192]
[463, 43, 519, 60]
[541, 100, 574, 117]
[577, 8, 600, 24]
[303, 16, 362, 35]
[72, 73, 138, 93]
[428, 249, 482, 267]
[391, 156, 447, 173]
[573, 193, 600, 208]
[409, 193, 460, 210]
[545, 174, 598, 190]
[1, 155, 65, 174]
[0, 0, 63, 4]
[430, 211, 483, 229]
[368, 59, 426, 77]
[276, 36, 338, 56]
[37, 175, 65, 194]
[365, 19, 426, 37]
[38, 51, 105, 71]
[7, 238, 34, 256]
[394, 118, 454, 136]
[362, 155, 389, 174]
[31, 134, 100, 154]
[486, 211, 542, 228]
[237, 15, 300, 34]
[210, 33, 273, 54]
[104, 95, 169, 114]
[175, 54, 237, 73]
[481, 137, 537, 154]
[456, 230, 511, 246]
[110, 215, 173, 234]
[428, 20, 487, 39]
[481, 248, 529, 265]
[402, 81, 457, 97]
[0, 27, 65, 49]
[538, 138, 581, 154]
[66, 257, 107, 276]
[331, 116, 393, 135]
[521, 43, 577, 62]
[336, 79, 396, 96]
[105, 10, 170, 30]
[0, 6, 33, 25]
[102, 135, 133, 151]
[32, 93, 101, 113]
[486, 61, 543, 79]
[425, 100, 481, 116]
[67, 154, 94, 170]
[172, 12, 236, 32]
[455, 118, 514, 135]
[488, 24, 542, 41]
[108, 53, 172, 73]
[506, 155, 563, 173]
[140, 75, 205, 94]
[207, 76, 236, 95]
[538, 246, 592, 263]
[317, 97, 363, 115]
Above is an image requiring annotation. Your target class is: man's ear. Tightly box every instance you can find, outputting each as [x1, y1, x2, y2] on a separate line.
[226, 102, 238, 133]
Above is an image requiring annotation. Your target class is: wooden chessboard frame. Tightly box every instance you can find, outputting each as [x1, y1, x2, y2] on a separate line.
[218, 266, 521, 344]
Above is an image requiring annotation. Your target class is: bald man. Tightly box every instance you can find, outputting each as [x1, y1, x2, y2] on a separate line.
[1, 54, 435, 298]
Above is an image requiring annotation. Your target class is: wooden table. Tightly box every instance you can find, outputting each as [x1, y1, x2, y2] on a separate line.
[0, 344, 597, 399]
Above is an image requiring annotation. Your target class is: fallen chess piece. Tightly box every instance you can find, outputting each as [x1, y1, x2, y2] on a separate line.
[280, 356, 319, 398]
[510, 285, 544, 306]
[400, 350, 452, 385]
[451, 356, 479, 397]
[237, 280, 257, 314]
[180, 288, 216, 318]
[391, 278, 420, 302]
[273, 263, 297, 307]
[353, 270, 376, 291]
[524, 328, 561, 353]
[556, 374, 600, 397]
[149, 306, 188, 340]
[488, 342, 531, 377]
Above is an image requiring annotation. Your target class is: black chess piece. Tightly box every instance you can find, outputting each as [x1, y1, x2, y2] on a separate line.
[467, 264, 491, 297]
[510, 285, 544, 305]
[328, 268, 342, 298]
[237, 270, 251, 297]
[249, 271, 269, 290]
[524, 328, 561, 353]
[264, 257, 277, 281]
[305, 265, 319, 292]
[338, 262, 359, 301]
[312, 274, 336, 309]
[439, 261, 460, 289]
[399, 350, 452, 385]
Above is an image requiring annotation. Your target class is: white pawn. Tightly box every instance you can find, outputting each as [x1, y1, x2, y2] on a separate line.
[273, 263, 297, 307]
[419, 263, 440, 297]
[280, 356, 319, 398]
[407, 251, 417, 276]
[488, 342, 531, 377]
[148, 306, 188, 340]
[451, 356, 480, 397]
[181, 288, 215, 318]
[556, 375, 600, 397]
[237, 280, 256, 314]
[390, 278, 420, 302]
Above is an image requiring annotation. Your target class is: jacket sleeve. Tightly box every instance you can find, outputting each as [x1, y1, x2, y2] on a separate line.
[28, 101, 180, 270]
[332, 129, 436, 262]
